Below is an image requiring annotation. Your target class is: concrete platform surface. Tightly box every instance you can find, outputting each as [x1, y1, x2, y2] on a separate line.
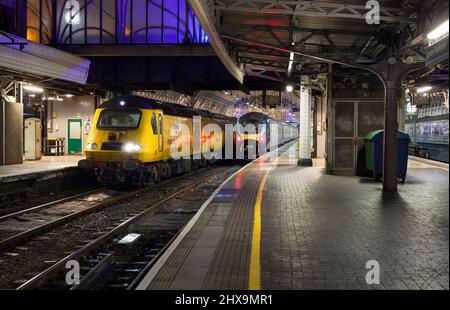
[137, 142, 449, 290]
[0, 156, 83, 180]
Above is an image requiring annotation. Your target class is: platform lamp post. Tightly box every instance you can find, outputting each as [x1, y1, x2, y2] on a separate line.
[298, 76, 313, 167]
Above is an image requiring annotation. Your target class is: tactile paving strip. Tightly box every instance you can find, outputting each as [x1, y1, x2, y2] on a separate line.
[202, 169, 265, 289]
[147, 204, 218, 290]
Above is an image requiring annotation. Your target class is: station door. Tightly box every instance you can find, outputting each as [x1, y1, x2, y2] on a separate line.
[333, 100, 384, 174]
[68, 119, 83, 155]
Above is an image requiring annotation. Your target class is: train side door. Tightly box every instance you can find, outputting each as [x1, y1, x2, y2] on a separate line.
[68, 119, 83, 155]
[158, 113, 164, 152]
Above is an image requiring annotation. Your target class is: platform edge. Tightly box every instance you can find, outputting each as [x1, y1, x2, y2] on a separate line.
[135, 161, 253, 290]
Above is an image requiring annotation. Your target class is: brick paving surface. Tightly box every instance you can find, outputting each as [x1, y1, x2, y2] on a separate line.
[261, 150, 449, 290]
[143, 143, 448, 290]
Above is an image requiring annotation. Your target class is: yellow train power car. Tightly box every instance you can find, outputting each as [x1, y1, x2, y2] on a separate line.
[78, 95, 235, 186]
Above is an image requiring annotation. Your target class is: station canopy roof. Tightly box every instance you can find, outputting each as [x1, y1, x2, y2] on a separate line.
[209, 0, 448, 89]
[0, 31, 90, 85]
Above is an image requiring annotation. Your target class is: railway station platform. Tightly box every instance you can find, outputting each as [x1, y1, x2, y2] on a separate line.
[137, 141, 449, 290]
[0, 156, 83, 182]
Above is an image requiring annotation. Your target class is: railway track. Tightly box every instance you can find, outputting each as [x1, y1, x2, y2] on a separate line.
[16, 165, 236, 290]
[0, 164, 239, 289]
[0, 167, 223, 251]
[0, 189, 120, 250]
[0, 186, 101, 217]
[0, 188, 105, 222]
[0, 168, 98, 217]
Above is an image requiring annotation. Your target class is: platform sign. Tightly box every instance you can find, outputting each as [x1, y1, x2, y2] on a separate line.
[68, 119, 82, 154]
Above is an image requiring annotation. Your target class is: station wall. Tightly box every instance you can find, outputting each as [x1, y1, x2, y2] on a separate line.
[46, 96, 96, 155]
[0, 99, 23, 165]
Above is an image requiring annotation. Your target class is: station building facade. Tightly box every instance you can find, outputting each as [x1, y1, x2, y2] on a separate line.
[0, 0, 211, 164]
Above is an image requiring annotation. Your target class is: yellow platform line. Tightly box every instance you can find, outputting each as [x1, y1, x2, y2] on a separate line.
[248, 158, 279, 290]
[248, 172, 268, 290]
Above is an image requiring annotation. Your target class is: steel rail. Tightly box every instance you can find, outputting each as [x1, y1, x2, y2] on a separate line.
[0, 188, 103, 222]
[0, 168, 209, 252]
[16, 167, 231, 290]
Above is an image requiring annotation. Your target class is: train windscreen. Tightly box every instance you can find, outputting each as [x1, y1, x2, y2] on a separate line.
[97, 109, 142, 130]
[237, 113, 269, 134]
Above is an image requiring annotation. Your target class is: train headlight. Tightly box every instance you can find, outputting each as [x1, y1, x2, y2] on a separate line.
[86, 143, 98, 151]
[124, 143, 142, 152]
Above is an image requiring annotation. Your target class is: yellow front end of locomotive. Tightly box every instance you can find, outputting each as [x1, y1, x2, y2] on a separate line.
[84, 108, 196, 165]
[84, 108, 160, 164]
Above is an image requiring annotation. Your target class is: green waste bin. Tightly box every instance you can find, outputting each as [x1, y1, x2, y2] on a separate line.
[364, 130, 411, 182]
[364, 130, 384, 173]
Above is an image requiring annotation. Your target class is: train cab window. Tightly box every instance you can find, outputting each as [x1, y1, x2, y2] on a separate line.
[97, 110, 141, 130]
[151, 113, 158, 135]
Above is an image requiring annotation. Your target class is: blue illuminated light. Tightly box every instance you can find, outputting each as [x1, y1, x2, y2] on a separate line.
[52, 0, 210, 45]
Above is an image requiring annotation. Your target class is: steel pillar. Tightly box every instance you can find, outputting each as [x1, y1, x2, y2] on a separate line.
[383, 80, 401, 192]
[398, 87, 406, 131]
[298, 76, 313, 166]
[374, 56, 421, 192]
[325, 63, 333, 173]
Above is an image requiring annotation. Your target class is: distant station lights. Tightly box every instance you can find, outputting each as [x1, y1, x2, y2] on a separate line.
[286, 85, 294, 93]
[417, 86, 433, 93]
[22, 83, 75, 101]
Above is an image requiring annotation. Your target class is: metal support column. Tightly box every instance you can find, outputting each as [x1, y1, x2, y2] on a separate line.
[1, 87, 4, 166]
[383, 80, 401, 192]
[325, 63, 333, 173]
[398, 87, 406, 131]
[375, 56, 421, 192]
[298, 76, 313, 167]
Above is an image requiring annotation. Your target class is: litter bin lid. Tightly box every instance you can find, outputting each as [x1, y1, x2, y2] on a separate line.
[397, 131, 411, 142]
[364, 130, 384, 141]
[363, 130, 411, 142]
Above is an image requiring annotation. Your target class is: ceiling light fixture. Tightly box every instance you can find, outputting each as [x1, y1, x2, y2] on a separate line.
[23, 84, 44, 93]
[287, 52, 295, 77]
[427, 20, 449, 40]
